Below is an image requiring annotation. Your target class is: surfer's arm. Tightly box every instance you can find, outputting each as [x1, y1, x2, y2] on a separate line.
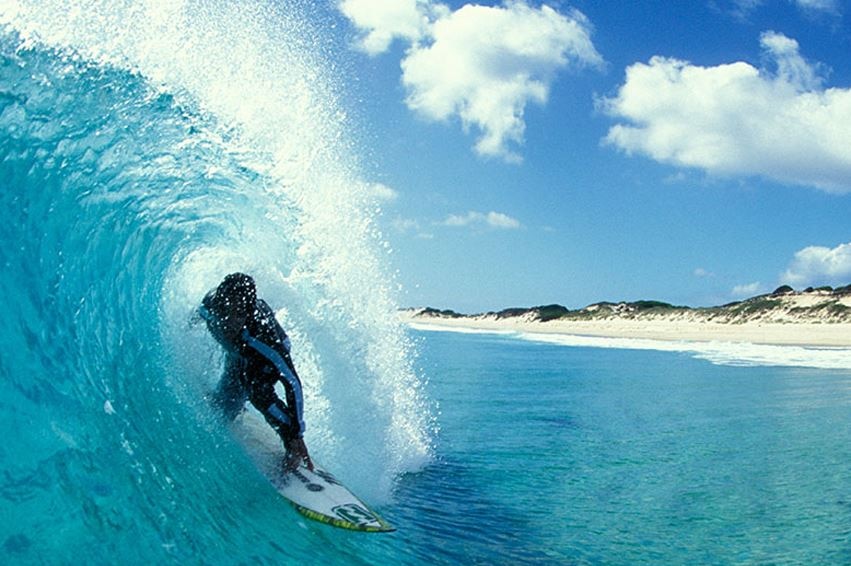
[284, 436, 313, 472]
[278, 355, 306, 438]
[243, 368, 312, 471]
[274, 360, 306, 440]
[190, 305, 209, 326]
[242, 333, 306, 437]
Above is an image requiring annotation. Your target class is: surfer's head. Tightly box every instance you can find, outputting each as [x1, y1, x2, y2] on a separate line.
[209, 272, 257, 339]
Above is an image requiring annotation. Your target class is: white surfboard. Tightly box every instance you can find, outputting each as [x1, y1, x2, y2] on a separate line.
[231, 411, 394, 532]
[272, 462, 394, 532]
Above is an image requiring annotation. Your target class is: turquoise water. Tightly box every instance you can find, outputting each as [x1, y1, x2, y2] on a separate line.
[398, 329, 851, 564]
[3, 2, 851, 564]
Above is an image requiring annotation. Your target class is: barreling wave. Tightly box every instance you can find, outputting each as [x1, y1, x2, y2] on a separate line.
[0, 1, 432, 561]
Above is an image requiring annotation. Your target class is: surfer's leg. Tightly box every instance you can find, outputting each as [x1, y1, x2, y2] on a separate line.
[211, 355, 247, 420]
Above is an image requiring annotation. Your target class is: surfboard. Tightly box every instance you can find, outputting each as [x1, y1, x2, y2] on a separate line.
[272, 462, 394, 532]
[231, 410, 394, 532]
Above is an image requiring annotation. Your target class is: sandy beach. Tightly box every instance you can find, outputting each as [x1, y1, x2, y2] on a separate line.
[400, 311, 851, 348]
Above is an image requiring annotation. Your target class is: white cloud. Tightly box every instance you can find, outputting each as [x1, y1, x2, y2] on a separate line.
[760, 31, 824, 90]
[392, 217, 419, 232]
[441, 210, 522, 229]
[732, 282, 764, 297]
[728, 0, 839, 16]
[694, 267, 714, 278]
[340, 1, 603, 162]
[794, 0, 839, 12]
[484, 211, 522, 229]
[338, 0, 443, 55]
[602, 31, 851, 193]
[367, 182, 399, 202]
[782, 242, 851, 286]
[391, 216, 434, 239]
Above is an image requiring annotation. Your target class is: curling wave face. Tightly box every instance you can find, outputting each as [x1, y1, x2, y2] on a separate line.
[0, 1, 432, 560]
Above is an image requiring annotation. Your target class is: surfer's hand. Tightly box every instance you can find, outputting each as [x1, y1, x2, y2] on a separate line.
[285, 437, 314, 472]
[188, 308, 204, 326]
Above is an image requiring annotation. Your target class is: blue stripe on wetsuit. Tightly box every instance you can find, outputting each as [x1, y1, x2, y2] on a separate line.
[267, 403, 292, 427]
[241, 330, 306, 434]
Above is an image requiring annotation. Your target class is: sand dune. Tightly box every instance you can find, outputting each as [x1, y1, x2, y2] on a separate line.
[401, 289, 851, 347]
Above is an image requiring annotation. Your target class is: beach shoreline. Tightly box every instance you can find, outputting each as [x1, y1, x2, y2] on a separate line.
[400, 311, 851, 348]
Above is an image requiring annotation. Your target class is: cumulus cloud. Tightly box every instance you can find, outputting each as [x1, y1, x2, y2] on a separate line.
[339, 1, 603, 162]
[441, 210, 522, 229]
[367, 182, 399, 202]
[782, 242, 851, 286]
[602, 31, 851, 193]
[732, 282, 764, 298]
[338, 0, 442, 54]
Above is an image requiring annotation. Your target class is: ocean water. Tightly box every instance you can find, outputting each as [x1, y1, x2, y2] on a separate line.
[404, 328, 851, 564]
[3, 2, 851, 564]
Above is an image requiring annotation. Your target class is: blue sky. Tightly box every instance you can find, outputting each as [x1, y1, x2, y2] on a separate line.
[332, 0, 851, 313]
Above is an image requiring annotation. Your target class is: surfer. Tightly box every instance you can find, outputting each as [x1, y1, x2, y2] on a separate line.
[198, 272, 313, 472]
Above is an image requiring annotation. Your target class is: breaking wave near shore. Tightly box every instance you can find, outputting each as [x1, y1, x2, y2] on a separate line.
[410, 322, 851, 370]
[516, 333, 851, 370]
[0, 1, 432, 560]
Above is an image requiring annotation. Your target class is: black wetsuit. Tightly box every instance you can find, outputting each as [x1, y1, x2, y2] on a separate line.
[200, 294, 305, 443]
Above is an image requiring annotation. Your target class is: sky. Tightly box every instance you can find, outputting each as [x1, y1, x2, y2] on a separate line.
[327, 0, 851, 313]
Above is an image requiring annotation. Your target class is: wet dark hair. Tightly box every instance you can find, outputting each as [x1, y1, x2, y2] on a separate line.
[211, 272, 256, 318]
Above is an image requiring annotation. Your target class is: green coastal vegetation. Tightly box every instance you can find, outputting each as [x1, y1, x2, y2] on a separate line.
[412, 284, 851, 324]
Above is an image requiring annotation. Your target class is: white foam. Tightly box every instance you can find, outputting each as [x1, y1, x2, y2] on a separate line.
[408, 322, 515, 335]
[408, 320, 851, 369]
[515, 332, 851, 370]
